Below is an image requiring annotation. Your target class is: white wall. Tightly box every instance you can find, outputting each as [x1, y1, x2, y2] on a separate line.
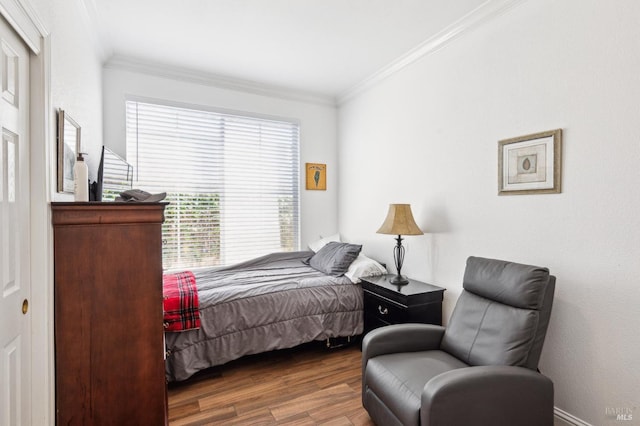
[103, 67, 339, 249]
[30, 0, 104, 198]
[338, 1, 640, 424]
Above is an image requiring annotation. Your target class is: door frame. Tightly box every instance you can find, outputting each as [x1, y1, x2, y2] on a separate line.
[0, 1, 52, 424]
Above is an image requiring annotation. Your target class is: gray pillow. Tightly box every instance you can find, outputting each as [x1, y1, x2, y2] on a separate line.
[309, 241, 362, 276]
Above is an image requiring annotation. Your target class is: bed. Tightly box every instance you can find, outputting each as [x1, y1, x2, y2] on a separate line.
[164, 245, 384, 382]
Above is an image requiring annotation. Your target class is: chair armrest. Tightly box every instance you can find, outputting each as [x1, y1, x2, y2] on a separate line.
[362, 324, 445, 363]
[421, 366, 554, 426]
[361, 324, 446, 406]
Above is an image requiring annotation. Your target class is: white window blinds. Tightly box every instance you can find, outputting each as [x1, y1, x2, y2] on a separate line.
[126, 100, 300, 269]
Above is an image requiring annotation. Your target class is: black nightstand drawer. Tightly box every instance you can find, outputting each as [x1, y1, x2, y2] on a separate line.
[361, 275, 445, 334]
[364, 292, 408, 324]
[363, 312, 391, 330]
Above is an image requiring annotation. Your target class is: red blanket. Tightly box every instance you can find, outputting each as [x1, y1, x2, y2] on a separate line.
[162, 271, 201, 332]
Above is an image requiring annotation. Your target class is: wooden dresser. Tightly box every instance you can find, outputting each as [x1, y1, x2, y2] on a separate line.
[52, 202, 167, 425]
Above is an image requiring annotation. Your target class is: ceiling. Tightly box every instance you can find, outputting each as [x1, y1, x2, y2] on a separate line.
[91, 0, 488, 100]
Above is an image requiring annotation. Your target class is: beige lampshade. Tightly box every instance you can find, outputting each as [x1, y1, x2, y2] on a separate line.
[376, 204, 424, 236]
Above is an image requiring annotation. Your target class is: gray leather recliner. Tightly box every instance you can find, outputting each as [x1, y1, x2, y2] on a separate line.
[362, 256, 556, 426]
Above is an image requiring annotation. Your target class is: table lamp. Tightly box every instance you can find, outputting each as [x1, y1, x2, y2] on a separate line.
[376, 204, 423, 285]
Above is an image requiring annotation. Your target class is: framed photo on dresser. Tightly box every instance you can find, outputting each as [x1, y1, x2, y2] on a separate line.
[56, 110, 81, 194]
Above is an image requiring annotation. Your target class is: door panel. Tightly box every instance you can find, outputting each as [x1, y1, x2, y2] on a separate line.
[0, 14, 29, 426]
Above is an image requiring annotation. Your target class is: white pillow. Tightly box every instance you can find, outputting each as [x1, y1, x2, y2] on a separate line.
[308, 233, 341, 253]
[345, 254, 387, 283]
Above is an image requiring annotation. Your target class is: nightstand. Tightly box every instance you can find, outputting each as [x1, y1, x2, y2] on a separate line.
[361, 274, 445, 334]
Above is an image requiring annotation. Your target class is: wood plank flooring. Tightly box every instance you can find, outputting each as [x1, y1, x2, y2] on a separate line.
[167, 342, 375, 425]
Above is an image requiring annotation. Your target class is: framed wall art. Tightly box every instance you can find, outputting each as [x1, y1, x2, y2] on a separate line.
[57, 109, 81, 193]
[498, 129, 562, 195]
[305, 163, 326, 190]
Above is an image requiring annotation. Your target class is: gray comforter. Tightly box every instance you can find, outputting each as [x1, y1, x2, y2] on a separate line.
[165, 251, 363, 382]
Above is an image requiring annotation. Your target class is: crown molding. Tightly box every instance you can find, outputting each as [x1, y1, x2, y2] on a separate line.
[0, 0, 48, 53]
[84, 0, 526, 108]
[79, 0, 112, 61]
[104, 55, 336, 107]
[338, 0, 527, 105]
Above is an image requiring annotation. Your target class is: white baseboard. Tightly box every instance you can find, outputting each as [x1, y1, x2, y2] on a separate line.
[555, 407, 594, 426]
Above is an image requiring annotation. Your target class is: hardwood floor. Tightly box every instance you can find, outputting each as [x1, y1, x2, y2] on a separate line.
[168, 342, 375, 425]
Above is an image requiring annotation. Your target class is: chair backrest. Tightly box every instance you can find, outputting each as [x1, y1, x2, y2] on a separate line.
[440, 256, 555, 370]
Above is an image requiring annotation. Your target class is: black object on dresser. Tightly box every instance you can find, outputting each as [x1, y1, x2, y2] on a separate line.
[361, 274, 445, 334]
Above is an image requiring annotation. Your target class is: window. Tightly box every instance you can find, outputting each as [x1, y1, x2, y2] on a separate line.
[126, 100, 300, 269]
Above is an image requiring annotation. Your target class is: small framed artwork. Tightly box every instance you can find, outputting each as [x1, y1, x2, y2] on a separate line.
[498, 129, 562, 195]
[305, 163, 326, 190]
[57, 110, 81, 193]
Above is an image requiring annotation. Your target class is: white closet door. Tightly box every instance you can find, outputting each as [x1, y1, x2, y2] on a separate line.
[0, 13, 31, 426]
